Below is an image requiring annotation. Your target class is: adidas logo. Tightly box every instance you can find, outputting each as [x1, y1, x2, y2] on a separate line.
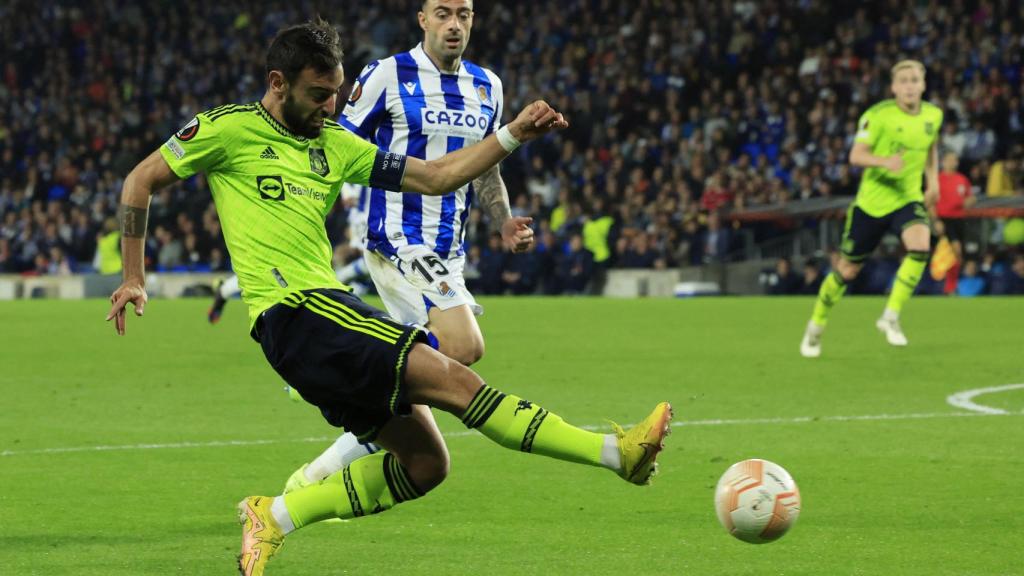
[260, 146, 279, 160]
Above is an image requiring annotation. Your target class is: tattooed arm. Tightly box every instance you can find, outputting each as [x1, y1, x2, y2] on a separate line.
[105, 150, 180, 335]
[474, 164, 535, 253]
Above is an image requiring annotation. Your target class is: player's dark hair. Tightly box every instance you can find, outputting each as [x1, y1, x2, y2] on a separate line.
[422, 0, 474, 10]
[266, 16, 343, 83]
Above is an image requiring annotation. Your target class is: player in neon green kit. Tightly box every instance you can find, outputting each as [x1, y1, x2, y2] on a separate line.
[801, 60, 942, 357]
[104, 18, 673, 576]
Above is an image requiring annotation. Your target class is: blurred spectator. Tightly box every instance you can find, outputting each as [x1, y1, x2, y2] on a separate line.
[618, 231, 660, 269]
[557, 234, 594, 295]
[1, 0, 1023, 295]
[762, 257, 802, 295]
[501, 251, 538, 295]
[985, 146, 1023, 197]
[983, 250, 1023, 295]
[800, 258, 824, 295]
[581, 198, 614, 292]
[94, 217, 121, 276]
[941, 122, 966, 158]
[477, 233, 505, 295]
[154, 225, 184, 270]
[29, 253, 49, 277]
[956, 260, 986, 297]
[0, 238, 14, 273]
[963, 121, 997, 165]
[701, 211, 731, 263]
[1011, 254, 1024, 295]
[46, 246, 72, 275]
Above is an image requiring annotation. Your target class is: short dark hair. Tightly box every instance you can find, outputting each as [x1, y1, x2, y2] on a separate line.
[265, 16, 343, 83]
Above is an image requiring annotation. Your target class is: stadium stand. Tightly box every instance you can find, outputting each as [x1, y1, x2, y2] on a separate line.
[1, 0, 1022, 294]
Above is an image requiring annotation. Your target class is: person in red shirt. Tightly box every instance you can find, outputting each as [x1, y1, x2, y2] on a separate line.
[700, 172, 734, 212]
[935, 151, 976, 291]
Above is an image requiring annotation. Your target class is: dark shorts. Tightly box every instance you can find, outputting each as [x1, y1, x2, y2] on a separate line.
[940, 217, 966, 243]
[841, 202, 930, 262]
[254, 288, 427, 442]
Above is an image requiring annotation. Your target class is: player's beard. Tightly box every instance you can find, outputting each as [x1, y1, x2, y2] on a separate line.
[282, 94, 324, 139]
[431, 33, 467, 70]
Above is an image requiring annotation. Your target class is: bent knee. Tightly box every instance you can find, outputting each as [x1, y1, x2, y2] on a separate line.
[837, 260, 862, 282]
[439, 334, 485, 366]
[402, 449, 450, 493]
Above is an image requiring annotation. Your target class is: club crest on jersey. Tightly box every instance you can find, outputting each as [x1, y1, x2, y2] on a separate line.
[174, 117, 200, 141]
[309, 148, 330, 177]
[349, 80, 363, 103]
[477, 85, 489, 104]
[924, 122, 934, 135]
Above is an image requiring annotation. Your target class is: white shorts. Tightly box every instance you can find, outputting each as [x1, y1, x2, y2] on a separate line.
[365, 246, 483, 326]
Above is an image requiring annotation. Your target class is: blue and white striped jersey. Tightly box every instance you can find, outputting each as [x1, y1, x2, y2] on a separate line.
[339, 43, 504, 260]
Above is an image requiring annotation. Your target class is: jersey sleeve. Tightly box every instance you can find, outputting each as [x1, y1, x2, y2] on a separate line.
[158, 113, 226, 178]
[339, 60, 389, 140]
[486, 72, 504, 135]
[853, 108, 880, 148]
[335, 129, 406, 191]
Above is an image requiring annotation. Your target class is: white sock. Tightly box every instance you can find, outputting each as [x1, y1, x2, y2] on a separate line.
[270, 496, 295, 534]
[219, 275, 240, 299]
[882, 307, 899, 322]
[600, 434, 621, 471]
[304, 433, 379, 482]
[806, 320, 824, 336]
[335, 258, 367, 283]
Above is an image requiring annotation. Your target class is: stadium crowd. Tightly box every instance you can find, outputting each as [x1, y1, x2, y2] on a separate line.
[1, 0, 1023, 295]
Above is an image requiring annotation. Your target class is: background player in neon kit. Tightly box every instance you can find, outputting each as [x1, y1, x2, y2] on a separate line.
[282, 0, 534, 491]
[800, 59, 942, 357]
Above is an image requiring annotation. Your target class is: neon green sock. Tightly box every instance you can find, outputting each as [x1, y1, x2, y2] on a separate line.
[461, 385, 605, 467]
[283, 452, 421, 529]
[886, 251, 928, 314]
[811, 271, 848, 327]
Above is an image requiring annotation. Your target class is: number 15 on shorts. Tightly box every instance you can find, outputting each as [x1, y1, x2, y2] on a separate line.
[409, 254, 456, 297]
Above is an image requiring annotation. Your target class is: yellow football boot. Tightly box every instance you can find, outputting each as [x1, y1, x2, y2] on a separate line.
[610, 402, 673, 485]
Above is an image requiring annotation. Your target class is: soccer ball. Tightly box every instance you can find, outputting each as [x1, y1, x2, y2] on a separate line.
[714, 459, 801, 544]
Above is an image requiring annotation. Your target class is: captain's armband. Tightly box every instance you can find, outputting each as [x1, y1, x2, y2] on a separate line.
[369, 150, 407, 191]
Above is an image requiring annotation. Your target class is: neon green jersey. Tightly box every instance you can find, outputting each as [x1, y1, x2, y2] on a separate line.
[159, 102, 401, 330]
[853, 99, 943, 217]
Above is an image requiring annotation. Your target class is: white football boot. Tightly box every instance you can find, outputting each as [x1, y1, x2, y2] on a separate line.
[799, 321, 824, 358]
[875, 316, 908, 346]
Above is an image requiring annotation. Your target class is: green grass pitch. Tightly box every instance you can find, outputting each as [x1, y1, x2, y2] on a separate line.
[2, 296, 1022, 575]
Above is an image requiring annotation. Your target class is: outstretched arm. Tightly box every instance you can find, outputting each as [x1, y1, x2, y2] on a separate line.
[400, 100, 566, 197]
[105, 151, 180, 335]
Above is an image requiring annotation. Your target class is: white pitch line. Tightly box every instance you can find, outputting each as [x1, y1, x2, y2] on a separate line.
[946, 383, 1024, 415]
[3, 410, 1021, 458]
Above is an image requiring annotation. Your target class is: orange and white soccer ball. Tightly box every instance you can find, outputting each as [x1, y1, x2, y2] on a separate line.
[714, 459, 801, 544]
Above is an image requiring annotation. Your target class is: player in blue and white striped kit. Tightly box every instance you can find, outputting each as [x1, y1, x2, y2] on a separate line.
[281, 0, 536, 493]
